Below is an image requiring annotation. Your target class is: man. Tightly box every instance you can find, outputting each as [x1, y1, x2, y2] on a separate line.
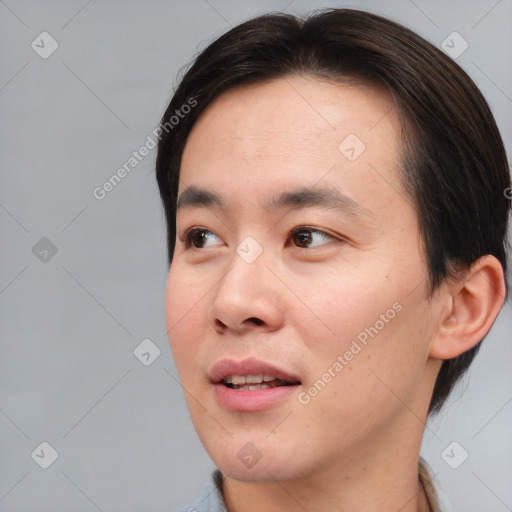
[156, 9, 510, 512]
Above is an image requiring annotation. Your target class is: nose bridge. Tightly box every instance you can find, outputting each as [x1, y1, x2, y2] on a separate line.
[209, 240, 284, 332]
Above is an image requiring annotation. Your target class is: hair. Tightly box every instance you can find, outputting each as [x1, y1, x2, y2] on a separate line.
[155, 8, 511, 414]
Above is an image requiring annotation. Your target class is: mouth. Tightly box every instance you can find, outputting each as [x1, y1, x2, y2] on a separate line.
[221, 374, 301, 390]
[210, 357, 302, 389]
[210, 357, 302, 411]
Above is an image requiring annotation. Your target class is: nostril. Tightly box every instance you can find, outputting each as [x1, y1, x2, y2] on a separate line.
[247, 317, 264, 326]
[215, 319, 228, 329]
[213, 317, 265, 332]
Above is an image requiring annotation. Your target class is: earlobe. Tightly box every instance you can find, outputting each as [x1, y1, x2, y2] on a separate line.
[429, 255, 506, 360]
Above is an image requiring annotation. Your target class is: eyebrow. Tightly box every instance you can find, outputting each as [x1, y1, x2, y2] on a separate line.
[176, 185, 371, 219]
[176, 186, 223, 210]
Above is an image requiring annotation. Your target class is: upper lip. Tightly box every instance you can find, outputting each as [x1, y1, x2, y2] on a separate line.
[209, 357, 301, 384]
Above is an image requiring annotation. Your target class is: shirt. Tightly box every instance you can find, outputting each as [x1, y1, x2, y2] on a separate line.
[178, 458, 456, 512]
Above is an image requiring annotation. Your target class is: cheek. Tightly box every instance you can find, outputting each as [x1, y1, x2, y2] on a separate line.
[291, 265, 431, 402]
[293, 243, 426, 348]
[165, 265, 208, 374]
[285, 264, 395, 353]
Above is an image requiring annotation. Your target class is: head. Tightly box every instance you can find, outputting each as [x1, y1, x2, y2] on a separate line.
[156, 9, 510, 481]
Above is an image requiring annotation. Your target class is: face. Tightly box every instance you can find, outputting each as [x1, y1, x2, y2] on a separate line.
[165, 76, 444, 484]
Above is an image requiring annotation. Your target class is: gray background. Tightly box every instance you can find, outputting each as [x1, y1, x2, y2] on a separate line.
[1, 0, 511, 510]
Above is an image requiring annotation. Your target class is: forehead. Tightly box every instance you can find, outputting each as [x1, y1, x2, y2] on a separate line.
[179, 76, 407, 219]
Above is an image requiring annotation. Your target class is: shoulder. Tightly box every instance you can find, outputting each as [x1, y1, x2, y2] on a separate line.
[419, 457, 457, 512]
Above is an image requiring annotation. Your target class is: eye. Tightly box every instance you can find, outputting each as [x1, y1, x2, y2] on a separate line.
[183, 227, 222, 249]
[290, 227, 336, 248]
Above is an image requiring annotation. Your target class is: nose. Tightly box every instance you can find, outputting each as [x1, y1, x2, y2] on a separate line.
[208, 250, 286, 335]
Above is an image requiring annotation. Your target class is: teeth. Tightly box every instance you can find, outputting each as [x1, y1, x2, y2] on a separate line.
[233, 383, 273, 390]
[246, 373, 264, 384]
[221, 374, 298, 390]
[228, 374, 269, 385]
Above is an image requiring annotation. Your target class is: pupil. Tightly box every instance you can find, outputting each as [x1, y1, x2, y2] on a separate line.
[193, 231, 207, 248]
[295, 230, 312, 247]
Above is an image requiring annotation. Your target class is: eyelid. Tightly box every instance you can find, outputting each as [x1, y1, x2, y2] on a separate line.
[289, 225, 340, 246]
[180, 226, 223, 248]
[290, 225, 335, 237]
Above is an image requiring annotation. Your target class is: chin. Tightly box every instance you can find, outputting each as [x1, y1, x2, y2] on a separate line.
[202, 434, 311, 483]
[215, 455, 305, 483]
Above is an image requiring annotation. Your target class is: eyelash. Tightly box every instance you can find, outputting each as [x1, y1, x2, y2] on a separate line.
[180, 226, 339, 250]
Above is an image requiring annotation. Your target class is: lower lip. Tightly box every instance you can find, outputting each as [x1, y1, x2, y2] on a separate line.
[213, 383, 300, 412]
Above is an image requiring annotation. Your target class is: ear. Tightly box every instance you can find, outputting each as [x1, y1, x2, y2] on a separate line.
[429, 255, 506, 360]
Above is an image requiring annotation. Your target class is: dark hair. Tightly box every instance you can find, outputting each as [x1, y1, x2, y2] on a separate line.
[156, 8, 511, 414]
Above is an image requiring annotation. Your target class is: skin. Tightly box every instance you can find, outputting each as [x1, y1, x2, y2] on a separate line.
[165, 76, 505, 511]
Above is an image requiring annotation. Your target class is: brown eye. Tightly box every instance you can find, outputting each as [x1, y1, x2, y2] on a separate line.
[185, 228, 221, 249]
[292, 229, 313, 248]
[291, 227, 335, 248]
[191, 230, 208, 248]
